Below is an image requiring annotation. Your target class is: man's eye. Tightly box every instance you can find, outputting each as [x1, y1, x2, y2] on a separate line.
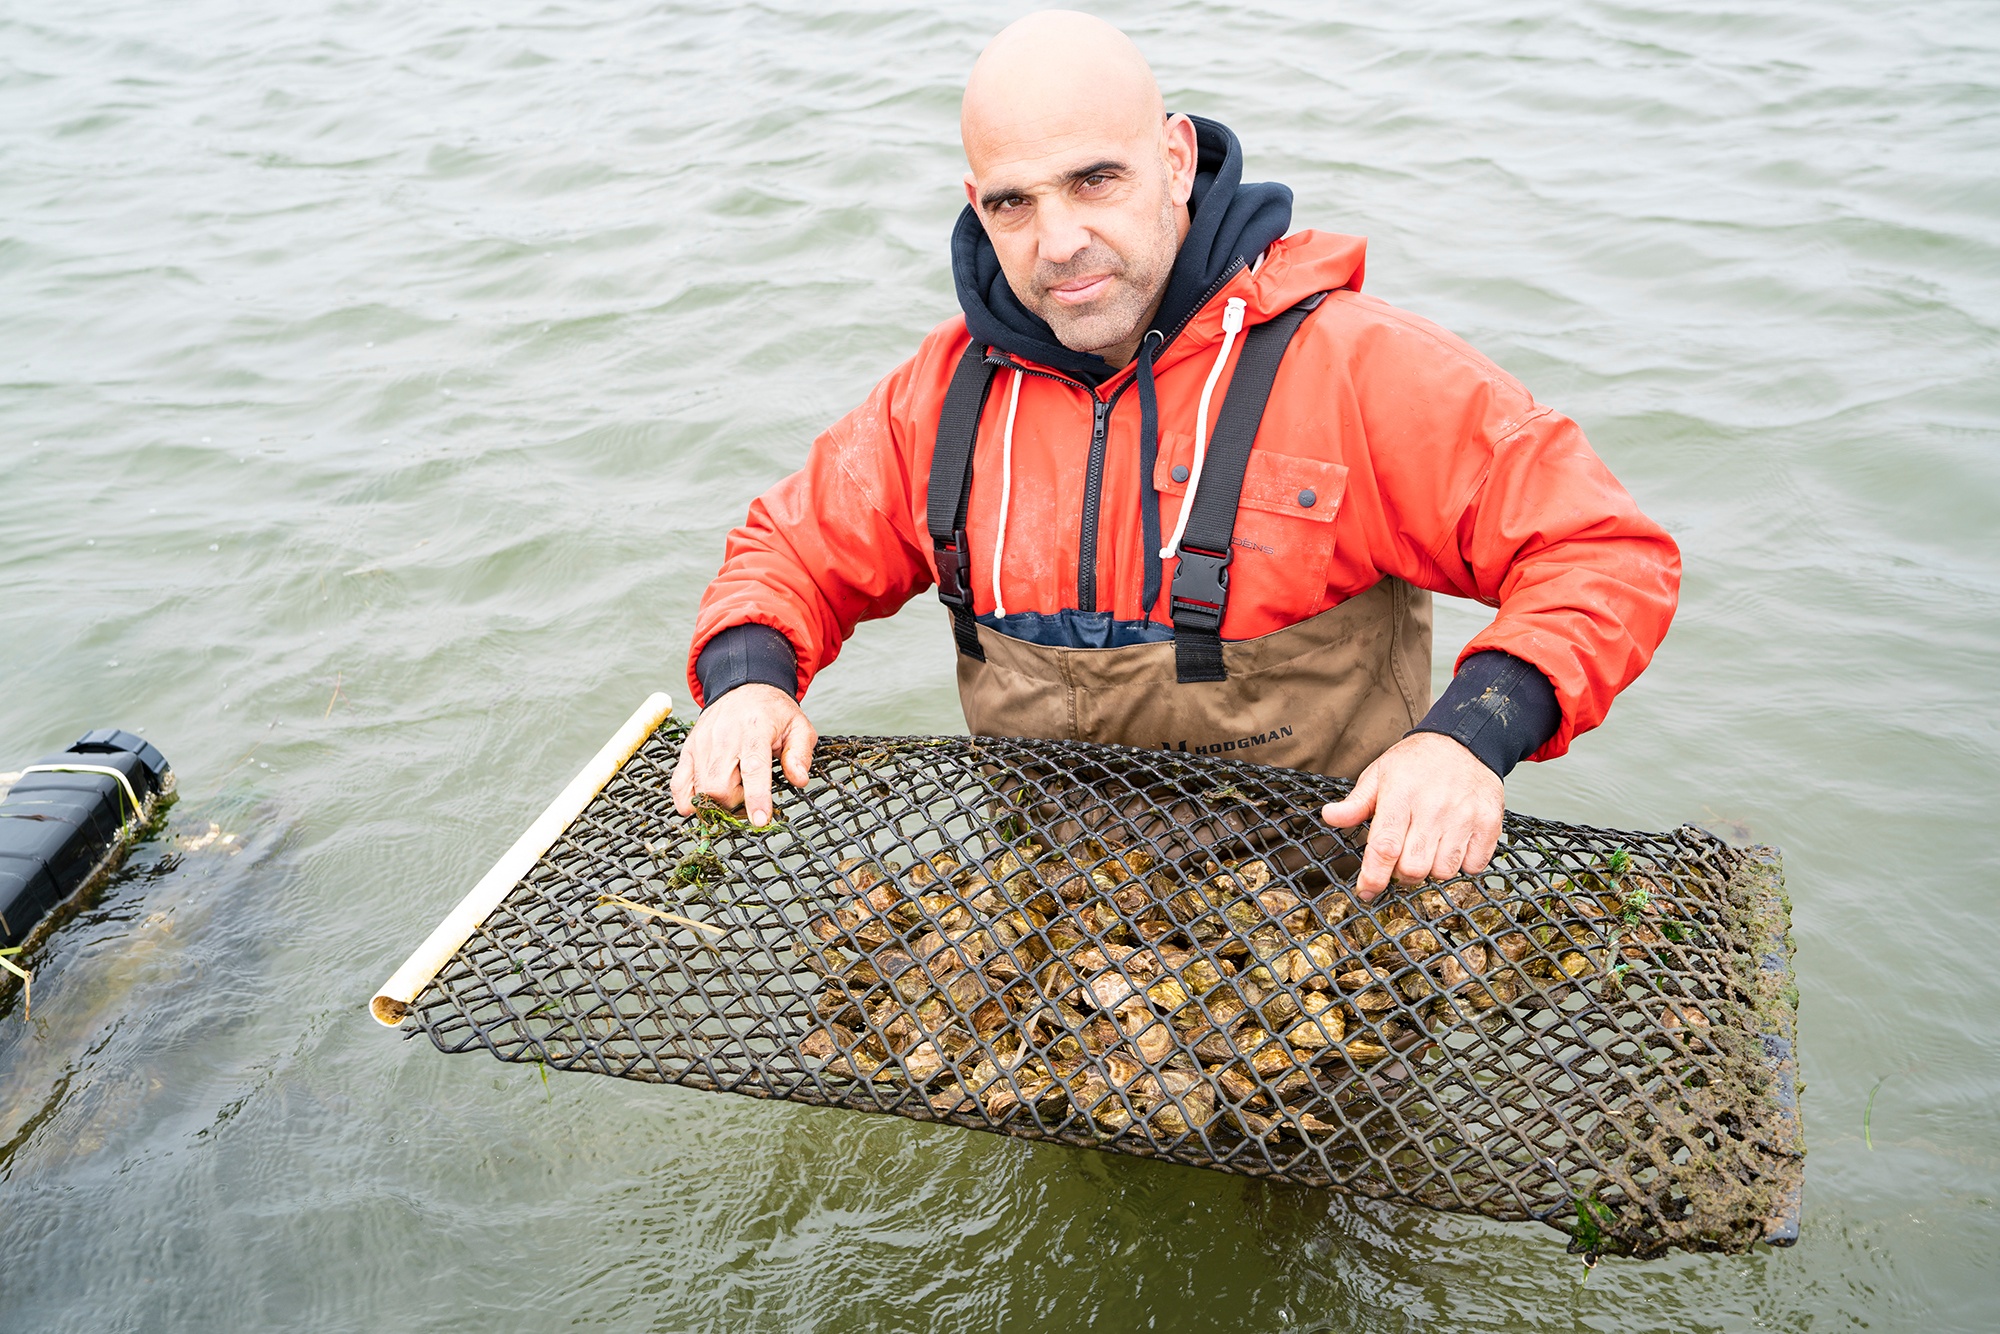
[1080, 174, 1111, 190]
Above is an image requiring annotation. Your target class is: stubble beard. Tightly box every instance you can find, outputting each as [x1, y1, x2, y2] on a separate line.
[1022, 192, 1181, 359]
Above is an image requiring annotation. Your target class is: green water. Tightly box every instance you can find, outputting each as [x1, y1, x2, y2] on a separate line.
[3, 1, 1997, 1329]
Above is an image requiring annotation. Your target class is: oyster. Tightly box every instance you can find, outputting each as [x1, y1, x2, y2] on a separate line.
[797, 827, 1586, 1150]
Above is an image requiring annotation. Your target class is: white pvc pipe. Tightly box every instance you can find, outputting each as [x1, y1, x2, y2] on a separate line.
[369, 691, 674, 1026]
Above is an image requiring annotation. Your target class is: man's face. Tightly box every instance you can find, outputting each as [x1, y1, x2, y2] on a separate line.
[964, 114, 1197, 366]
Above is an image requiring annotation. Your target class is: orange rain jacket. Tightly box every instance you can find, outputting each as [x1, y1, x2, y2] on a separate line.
[689, 230, 1679, 762]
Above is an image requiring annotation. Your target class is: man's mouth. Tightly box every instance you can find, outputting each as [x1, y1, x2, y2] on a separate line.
[1048, 274, 1114, 306]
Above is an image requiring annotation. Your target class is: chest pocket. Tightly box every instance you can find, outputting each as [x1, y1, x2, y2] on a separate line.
[1153, 430, 1348, 628]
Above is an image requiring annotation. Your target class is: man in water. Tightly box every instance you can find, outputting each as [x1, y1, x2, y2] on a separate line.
[672, 11, 1678, 900]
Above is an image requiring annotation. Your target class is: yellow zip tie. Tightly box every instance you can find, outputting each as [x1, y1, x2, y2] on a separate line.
[596, 894, 725, 939]
[0, 949, 30, 1021]
[15, 764, 144, 824]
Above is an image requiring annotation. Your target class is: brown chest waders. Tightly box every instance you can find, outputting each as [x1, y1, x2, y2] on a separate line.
[925, 297, 1432, 780]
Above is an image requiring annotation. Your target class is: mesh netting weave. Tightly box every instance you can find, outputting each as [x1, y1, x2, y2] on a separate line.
[402, 721, 1803, 1258]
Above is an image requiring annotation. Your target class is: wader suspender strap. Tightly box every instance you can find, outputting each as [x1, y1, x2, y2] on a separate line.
[1170, 292, 1328, 684]
[927, 342, 998, 662]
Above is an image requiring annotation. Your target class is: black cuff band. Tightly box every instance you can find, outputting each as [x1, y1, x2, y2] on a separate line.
[695, 623, 799, 706]
[1409, 649, 1560, 779]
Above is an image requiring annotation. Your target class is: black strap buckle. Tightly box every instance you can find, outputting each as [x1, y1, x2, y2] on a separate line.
[934, 529, 975, 610]
[1169, 545, 1231, 633]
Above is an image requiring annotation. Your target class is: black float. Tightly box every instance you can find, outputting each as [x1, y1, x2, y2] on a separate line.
[0, 728, 173, 951]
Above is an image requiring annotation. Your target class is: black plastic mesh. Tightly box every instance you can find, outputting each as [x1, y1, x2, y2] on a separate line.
[403, 721, 1803, 1258]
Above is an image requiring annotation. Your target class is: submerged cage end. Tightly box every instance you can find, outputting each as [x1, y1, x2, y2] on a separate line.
[1761, 1181, 1803, 1248]
[1743, 844, 1805, 1249]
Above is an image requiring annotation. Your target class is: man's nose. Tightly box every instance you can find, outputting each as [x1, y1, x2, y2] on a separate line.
[1035, 196, 1093, 267]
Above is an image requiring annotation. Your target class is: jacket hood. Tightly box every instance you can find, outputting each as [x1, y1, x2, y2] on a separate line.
[951, 116, 1293, 384]
[1164, 227, 1369, 370]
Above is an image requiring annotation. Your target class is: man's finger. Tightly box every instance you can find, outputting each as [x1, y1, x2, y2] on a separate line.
[1322, 764, 1379, 829]
[1356, 799, 1409, 901]
[670, 750, 695, 817]
[694, 728, 747, 810]
[780, 717, 816, 788]
[1464, 819, 1501, 875]
[1430, 833, 1470, 883]
[740, 735, 775, 826]
[1394, 814, 1440, 886]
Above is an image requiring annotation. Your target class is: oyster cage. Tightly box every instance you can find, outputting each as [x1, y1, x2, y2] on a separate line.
[388, 713, 1803, 1259]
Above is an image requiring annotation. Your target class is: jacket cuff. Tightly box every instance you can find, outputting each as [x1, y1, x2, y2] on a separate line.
[1409, 650, 1560, 779]
[695, 623, 800, 706]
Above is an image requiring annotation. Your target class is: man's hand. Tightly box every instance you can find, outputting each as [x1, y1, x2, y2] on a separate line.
[670, 684, 817, 826]
[1320, 732, 1503, 902]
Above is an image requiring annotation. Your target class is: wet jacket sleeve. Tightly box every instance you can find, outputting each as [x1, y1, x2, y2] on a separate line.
[686, 346, 942, 707]
[1353, 319, 1681, 762]
[1447, 409, 1678, 760]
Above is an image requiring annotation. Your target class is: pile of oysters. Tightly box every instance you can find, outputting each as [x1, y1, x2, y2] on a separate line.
[798, 830, 1698, 1143]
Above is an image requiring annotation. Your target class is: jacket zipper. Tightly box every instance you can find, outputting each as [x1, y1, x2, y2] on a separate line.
[1157, 258, 1246, 353]
[984, 352, 1126, 613]
[1077, 397, 1114, 611]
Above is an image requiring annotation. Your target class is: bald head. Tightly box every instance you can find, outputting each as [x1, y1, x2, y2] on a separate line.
[959, 12, 1198, 367]
[962, 11, 1163, 167]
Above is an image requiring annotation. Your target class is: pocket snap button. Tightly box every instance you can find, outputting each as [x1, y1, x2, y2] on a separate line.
[1297, 488, 1317, 508]
[1171, 465, 1190, 483]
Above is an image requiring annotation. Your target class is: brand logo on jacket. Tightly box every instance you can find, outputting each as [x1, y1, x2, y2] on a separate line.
[1158, 724, 1295, 755]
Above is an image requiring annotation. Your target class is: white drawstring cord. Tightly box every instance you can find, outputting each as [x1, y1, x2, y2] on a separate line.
[1160, 297, 1248, 560]
[990, 368, 1024, 617]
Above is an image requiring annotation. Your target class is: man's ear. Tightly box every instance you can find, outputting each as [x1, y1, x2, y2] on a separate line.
[963, 173, 980, 212]
[1163, 113, 1198, 206]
